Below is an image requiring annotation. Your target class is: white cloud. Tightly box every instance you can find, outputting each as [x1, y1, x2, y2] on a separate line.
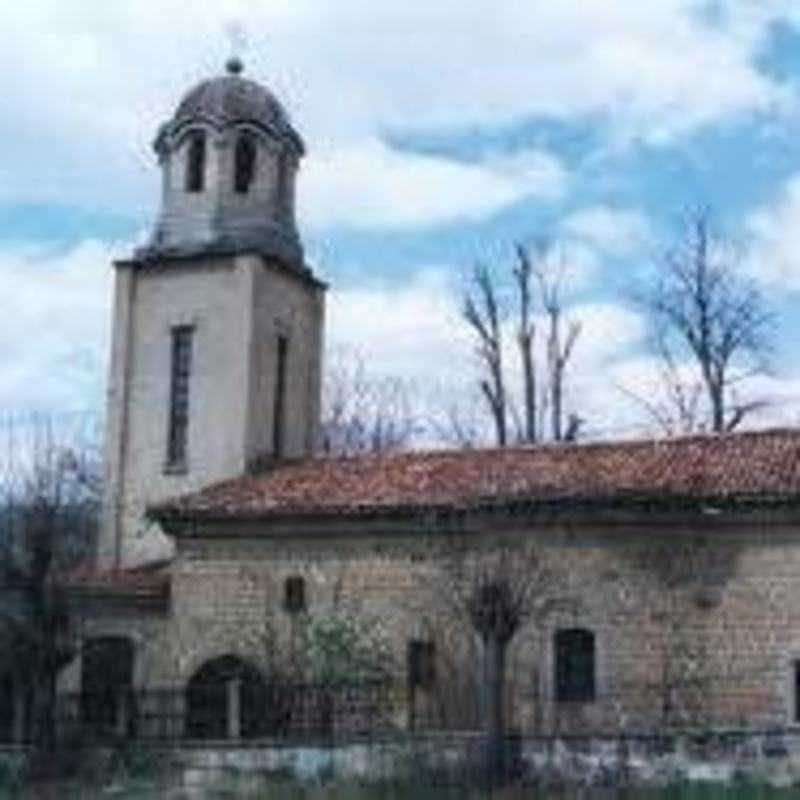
[326, 269, 659, 440]
[561, 207, 653, 257]
[746, 174, 800, 291]
[478, 150, 569, 199]
[327, 269, 465, 380]
[570, 302, 646, 364]
[300, 140, 566, 230]
[595, 352, 800, 437]
[0, 0, 792, 218]
[6, 240, 790, 440]
[326, 265, 638, 393]
[0, 240, 119, 411]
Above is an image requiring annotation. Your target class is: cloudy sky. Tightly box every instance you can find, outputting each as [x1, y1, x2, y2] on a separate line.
[4, 1, 800, 441]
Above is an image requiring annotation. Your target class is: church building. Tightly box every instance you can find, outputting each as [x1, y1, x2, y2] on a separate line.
[57, 60, 800, 739]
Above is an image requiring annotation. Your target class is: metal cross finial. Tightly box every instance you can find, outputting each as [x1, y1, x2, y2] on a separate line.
[225, 21, 248, 75]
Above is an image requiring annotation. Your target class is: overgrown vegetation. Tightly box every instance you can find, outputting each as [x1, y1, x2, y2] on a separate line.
[303, 613, 395, 685]
[0, 411, 102, 747]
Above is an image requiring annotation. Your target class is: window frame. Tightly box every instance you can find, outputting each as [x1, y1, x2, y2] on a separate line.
[185, 131, 206, 193]
[165, 325, 194, 472]
[283, 576, 306, 614]
[554, 628, 596, 704]
[273, 334, 288, 458]
[234, 133, 257, 195]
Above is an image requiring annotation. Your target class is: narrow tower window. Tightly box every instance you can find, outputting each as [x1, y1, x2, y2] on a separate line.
[555, 628, 595, 703]
[284, 576, 306, 613]
[234, 134, 257, 194]
[186, 132, 206, 193]
[273, 335, 288, 458]
[167, 326, 194, 469]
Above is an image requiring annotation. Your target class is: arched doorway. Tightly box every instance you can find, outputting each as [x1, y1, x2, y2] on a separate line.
[81, 637, 135, 734]
[185, 655, 274, 739]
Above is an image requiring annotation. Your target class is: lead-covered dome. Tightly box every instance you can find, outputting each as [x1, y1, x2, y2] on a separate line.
[140, 58, 306, 267]
[155, 58, 304, 155]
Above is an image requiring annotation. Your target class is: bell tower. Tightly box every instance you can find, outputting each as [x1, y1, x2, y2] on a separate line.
[100, 59, 325, 568]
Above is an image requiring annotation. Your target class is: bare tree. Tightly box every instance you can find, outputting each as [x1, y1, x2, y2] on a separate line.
[460, 243, 583, 448]
[428, 386, 491, 450]
[463, 263, 508, 446]
[636, 209, 774, 434]
[0, 412, 102, 746]
[513, 245, 537, 443]
[319, 348, 419, 456]
[617, 337, 706, 437]
[436, 544, 571, 783]
[535, 246, 582, 442]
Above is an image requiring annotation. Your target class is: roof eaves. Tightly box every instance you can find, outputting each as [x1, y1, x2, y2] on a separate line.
[152, 488, 800, 535]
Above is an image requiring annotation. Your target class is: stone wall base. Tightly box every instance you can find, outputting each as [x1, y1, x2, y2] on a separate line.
[119, 730, 800, 791]
[11, 730, 800, 792]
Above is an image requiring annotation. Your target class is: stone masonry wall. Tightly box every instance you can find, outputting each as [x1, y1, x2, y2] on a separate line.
[75, 517, 800, 734]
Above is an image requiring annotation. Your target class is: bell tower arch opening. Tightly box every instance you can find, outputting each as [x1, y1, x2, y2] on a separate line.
[234, 133, 257, 194]
[185, 131, 206, 193]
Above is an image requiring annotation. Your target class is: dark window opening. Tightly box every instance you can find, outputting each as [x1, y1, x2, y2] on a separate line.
[284, 576, 306, 613]
[273, 335, 288, 458]
[234, 134, 257, 194]
[794, 661, 800, 723]
[407, 640, 436, 690]
[167, 326, 194, 469]
[555, 628, 595, 703]
[186, 132, 206, 193]
[186, 656, 274, 739]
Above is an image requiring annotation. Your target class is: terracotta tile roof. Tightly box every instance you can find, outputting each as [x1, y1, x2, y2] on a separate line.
[149, 428, 800, 523]
[60, 559, 172, 597]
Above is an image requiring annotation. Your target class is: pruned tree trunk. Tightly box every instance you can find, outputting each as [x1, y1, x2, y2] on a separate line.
[540, 268, 581, 442]
[481, 635, 507, 782]
[464, 264, 507, 446]
[514, 245, 537, 443]
[458, 243, 584, 447]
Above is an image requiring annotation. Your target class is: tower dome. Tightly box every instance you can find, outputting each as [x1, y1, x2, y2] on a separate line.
[159, 59, 304, 156]
[140, 59, 305, 266]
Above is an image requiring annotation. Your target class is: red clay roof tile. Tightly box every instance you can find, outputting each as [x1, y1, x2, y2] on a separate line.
[61, 559, 172, 594]
[149, 428, 800, 522]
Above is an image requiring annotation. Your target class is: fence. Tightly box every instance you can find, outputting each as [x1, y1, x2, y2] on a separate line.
[3, 677, 791, 748]
[53, 680, 396, 744]
[405, 673, 788, 737]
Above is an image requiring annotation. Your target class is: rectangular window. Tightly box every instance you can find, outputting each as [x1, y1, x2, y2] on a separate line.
[407, 640, 436, 690]
[273, 335, 288, 458]
[166, 325, 193, 470]
[555, 628, 595, 703]
[794, 661, 800, 723]
[284, 576, 306, 613]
